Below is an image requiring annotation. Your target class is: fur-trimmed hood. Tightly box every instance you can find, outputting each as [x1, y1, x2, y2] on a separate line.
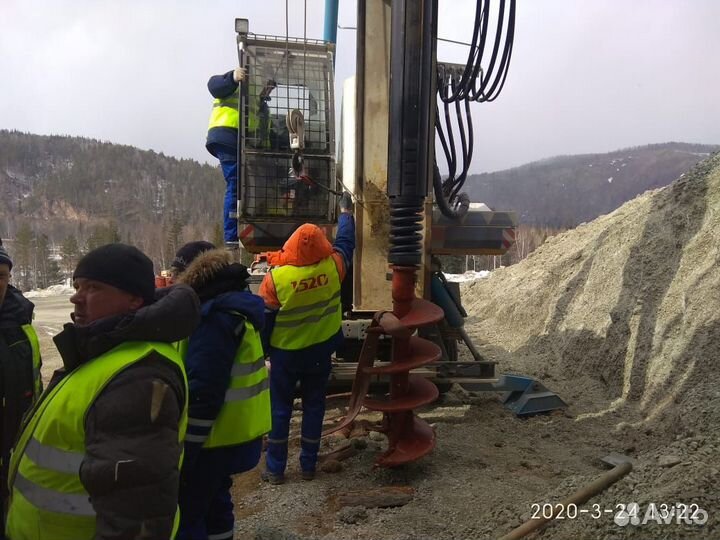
[177, 249, 249, 295]
[177, 248, 264, 330]
[177, 249, 236, 288]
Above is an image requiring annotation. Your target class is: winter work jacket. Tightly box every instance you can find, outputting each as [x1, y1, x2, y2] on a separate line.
[206, 70, 272, 159]
[259, 212, 355, 361]
[0, 286, 42, 502]
[177, 250, 271, 471]
[5, 285, 200, 540]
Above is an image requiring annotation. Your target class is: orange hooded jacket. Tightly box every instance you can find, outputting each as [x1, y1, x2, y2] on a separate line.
[258, 224, 346, 309]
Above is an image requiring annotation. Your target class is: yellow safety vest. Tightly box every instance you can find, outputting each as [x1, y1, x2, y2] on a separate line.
[269, 257, 342, 350]
[208, 89, 240, 130]
[178, 321, 270, 448]
[207, 89, 270, 148]
[5, 341, 188, 540]
[20, 324, 43, 399]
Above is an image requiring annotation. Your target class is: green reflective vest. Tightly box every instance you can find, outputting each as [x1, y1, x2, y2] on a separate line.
[178, 321, 271, 448]
[5, 341, 188, 540]
[207, 88, 270, 148]
[269, 257, 342, 350]
[208, 89, 240, 130]
[20, 324, 43, 399]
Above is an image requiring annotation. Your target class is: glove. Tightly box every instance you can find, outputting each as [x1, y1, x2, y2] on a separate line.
[339, 191, 353, 213]
[233, 67, 246, 83]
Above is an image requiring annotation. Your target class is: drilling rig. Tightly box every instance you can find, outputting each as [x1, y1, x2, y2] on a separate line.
[232, 0, 564, 467]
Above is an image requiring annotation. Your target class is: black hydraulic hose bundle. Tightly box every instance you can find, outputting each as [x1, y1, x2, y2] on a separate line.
[433, 0, 515, 220]
[450, 97, 473, 201]
[438, 0, 516, 104]
[435, 80, 474, 205]
[433, 84, 473, 219]
[433, 161, 469, 219]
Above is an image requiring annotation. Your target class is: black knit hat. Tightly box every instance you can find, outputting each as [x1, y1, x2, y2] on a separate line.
[0, 245, 11, 270]
[73, 243, 155, 305]
[171, 241, 216, 273]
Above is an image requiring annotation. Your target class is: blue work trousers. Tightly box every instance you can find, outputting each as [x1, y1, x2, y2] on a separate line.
[177, 439, 262, 540]
[265, 355, 331, 475]
[217, 149, 238, 243]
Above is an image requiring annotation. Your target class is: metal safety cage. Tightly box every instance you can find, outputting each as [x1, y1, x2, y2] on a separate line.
[240, 34, 336, 223]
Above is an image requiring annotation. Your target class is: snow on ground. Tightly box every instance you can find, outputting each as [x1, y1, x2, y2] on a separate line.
[443, 270, 490, 283]
[24, 283, 74, 297]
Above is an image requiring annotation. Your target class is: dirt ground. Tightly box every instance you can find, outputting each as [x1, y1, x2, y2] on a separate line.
[31, 154, 720, 539]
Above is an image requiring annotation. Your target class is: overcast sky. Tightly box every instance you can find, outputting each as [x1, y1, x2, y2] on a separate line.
[1, 0, 718, 173]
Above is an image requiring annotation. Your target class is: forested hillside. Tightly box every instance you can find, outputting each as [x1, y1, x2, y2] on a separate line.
[1, 130, 224, 287]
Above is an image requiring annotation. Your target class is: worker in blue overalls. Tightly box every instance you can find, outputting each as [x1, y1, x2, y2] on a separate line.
[173, 241, 271, 539]
[206, 68, 276, 248]
[258, 193, 354, 483]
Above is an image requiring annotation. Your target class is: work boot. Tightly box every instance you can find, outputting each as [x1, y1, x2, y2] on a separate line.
[261, 470, 285, 485]
[301, 470, 316, 481]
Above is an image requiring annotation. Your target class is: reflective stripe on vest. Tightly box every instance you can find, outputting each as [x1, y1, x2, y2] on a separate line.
[14, 471, 94, 517]
[24, 437, 83, 474]
[269, 257, 342, 350]
[21, 324, 43, 398]
[6, 341, 188, 540]
[178, 322, 271, 448]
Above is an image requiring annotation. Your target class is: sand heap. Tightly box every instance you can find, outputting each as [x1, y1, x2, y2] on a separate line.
[460, 153, 720, 539]
[464, 152, 720, 438]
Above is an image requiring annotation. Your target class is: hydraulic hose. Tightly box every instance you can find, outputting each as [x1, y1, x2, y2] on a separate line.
[433, 162, 469, 220]
[435, 80, 471, 219]
[433, 0, 514, 219]
[439, 0, 515, 104]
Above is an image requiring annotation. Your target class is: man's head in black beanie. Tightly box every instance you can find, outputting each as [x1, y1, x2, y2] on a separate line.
[71, 243, 155, 326]
[171, 241, 216, 275]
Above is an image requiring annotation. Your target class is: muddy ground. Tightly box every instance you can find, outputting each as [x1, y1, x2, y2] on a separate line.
[31, 154, 720, 539]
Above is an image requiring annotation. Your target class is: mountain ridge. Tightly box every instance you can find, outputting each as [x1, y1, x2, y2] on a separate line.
[463, 142, 719, 226]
